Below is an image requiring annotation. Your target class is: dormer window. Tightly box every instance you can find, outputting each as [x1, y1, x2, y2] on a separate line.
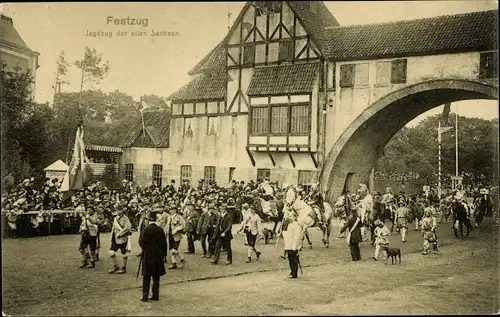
[310, 1, 318, 14]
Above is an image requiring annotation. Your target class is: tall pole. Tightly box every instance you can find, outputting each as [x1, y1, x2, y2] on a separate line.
[455, 110, 459, 177]
[438, 120, 442, 199]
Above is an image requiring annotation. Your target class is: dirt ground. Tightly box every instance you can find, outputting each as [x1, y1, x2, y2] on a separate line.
[2, 219, 499, 315]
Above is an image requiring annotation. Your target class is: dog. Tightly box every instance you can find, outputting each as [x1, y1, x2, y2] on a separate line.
[262, 228, 274, 244]
[383, 247, 401, 265]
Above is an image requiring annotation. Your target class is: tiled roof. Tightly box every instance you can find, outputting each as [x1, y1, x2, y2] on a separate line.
[167, 70, 227, 102]
[187, 41, 227, 75]
[247, 62, 320, 96]
[120, 110, 171, 148]
[0, 14, 31, 50]
[288, 1, 340, 53]
[323, 9, 498, 61]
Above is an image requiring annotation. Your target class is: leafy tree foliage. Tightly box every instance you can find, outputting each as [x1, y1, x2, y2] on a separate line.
[375, 113, 499, 188]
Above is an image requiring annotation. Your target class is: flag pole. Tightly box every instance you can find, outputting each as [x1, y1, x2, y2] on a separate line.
[455, 109, 459, 178]
[438, 119, 442, 199]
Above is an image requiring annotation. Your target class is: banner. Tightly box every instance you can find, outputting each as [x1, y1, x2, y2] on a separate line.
[441, 103, 451, 126]
[59, 125, 88, 193]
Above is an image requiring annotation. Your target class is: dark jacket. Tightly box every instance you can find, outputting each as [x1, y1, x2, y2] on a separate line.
[197, 211, 217, 236]
[213, 212, 233, 240]
[340, 213, 362, 244]
[139, 223, 168, 277]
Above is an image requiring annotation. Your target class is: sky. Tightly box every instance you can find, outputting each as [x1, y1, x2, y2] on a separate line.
[2, 1, 498, 126]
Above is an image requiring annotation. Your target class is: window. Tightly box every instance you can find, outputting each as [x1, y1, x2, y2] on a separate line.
[229, 167, 235, 182]
[291, 105, 309, 134]
[479, 52, 498, 79]
[271, 106, 288, 133]
[278, 39, 293, 62]
[298, 170, 316, 192]
[204, 166, 216, 182]
[180, 165, 192, 183]
[207, 116, 218, 135]
[152, 164, 163, 187]
[251, 107, 269, 134]
[257, 168, 271, 182]
[354, 63, 369, 86]
[125, 164, 134, 182]
[243, 45, 255, 65]
[184, 117, 193, 136]
[391, 59, 407, 84]
[376, 61, 391, 86]
[339, 64, 355, 87]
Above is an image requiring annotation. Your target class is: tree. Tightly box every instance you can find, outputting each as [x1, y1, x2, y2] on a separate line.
[74, 46, 110, 119]
[1, 62, 53, 180]
[52, 50, 70, 104]
[100, 164, 119, 189]
[376, 113, 499, 189]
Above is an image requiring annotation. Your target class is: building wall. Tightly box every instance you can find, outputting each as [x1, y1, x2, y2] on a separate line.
[327, 51, 484, 151]
[0, 46, 38, 95]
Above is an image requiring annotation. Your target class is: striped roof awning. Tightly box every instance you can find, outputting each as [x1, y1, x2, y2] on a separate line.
[247, 62, 320, 97]
[85, 144, 123, 153]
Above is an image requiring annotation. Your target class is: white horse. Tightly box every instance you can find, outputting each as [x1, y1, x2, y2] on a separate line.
[282, 186, 334, 248]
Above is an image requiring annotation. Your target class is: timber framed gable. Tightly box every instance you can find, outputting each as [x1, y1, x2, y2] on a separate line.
[224, 1, 323, 115]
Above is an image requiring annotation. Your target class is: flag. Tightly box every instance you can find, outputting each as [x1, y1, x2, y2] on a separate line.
[60, 124, 89, 193]
[441, 103, 451, 126]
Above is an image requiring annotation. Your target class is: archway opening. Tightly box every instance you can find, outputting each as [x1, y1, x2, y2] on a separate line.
[320, 79, 498, 202]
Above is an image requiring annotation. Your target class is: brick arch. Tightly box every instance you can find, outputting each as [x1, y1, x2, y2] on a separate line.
[320, 79, 498, 202]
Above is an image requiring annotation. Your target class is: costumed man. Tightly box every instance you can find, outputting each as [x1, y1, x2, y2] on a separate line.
[357, 184, 373, 241]
[335, 193, 348, 238]
[165, 203, 186, 269]
[240, 203, 252, 245]
[109, 204, 132, 274]
[282, 210, 304, 279]
[373, 219, 390, 261]
[261, 178, 274, 201]
[237, 205, 263, 263]
[340, 195, 363, 261]
[420, 209, 438, 255]
[381, 187, 395, 230]
[184, 201, 200, 254]
[394, 199, 409, 242]
[78, 205, 99, 268]
[210, 202, 233, 265]
[139, 210, 168, 302]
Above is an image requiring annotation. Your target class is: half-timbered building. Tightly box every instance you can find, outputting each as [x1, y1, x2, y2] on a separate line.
[118, 1, 497, 189]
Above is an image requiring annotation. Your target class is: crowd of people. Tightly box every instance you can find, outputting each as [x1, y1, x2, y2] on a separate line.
[2, 173, 497, 301]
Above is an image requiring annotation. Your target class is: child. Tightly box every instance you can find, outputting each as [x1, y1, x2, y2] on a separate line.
[373, 219, 390, 261]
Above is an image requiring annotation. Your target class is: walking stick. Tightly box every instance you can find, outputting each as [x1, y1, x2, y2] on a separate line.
[296, 251, 303, 275]
[136, 252, 143, 281]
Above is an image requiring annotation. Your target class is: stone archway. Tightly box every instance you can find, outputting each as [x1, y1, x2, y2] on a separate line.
[320, 79, 499, 203]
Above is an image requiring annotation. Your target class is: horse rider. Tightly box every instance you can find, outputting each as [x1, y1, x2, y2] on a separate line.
[308, 183, 325, 225]
[357, 184, 373, 241]
[453, 184, 469, 214]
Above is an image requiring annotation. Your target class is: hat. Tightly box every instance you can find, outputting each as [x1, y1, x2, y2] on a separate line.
[30, 216, 40, 228]
[146, 211, 158, 221]
[480, 188, 489, 195]
[242, 202, 249, 208]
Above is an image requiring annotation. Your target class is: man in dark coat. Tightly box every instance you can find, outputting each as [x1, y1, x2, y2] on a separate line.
[340, 200, 362, 261]
[184, 202, 200, 254]
[210, 202, 233, 265]
[139, 211, 168, 302]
